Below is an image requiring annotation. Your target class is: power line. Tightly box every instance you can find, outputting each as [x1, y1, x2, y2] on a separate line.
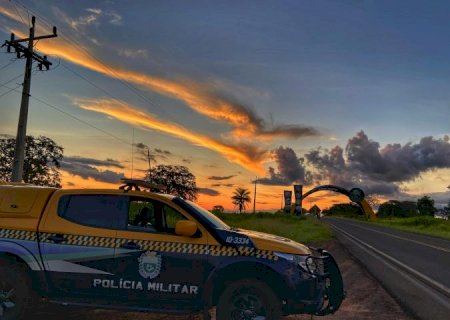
[0, 65, 43, 97]
[32, 95, 132, 146]
[11, 0, 174, 122]
[2, 84, 131, 146]
[0, 84, 21, 99]
[13, 1, 154, 99]
[61, 63, 125, 104]
[0, 74, 23, 88]
[10, 0, 26, 26]
[0, 58, 17, 72]
[6, 0, 182, 164]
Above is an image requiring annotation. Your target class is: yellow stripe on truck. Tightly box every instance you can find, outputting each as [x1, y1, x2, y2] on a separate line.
[0, 228, 278, 261]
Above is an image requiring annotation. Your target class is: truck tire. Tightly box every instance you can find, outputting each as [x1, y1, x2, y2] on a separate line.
[216, 279, 282, 320]
[0, 262, 35, 320]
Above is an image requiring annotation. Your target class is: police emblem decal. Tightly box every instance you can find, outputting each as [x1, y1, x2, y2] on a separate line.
[138, 251, 162, 279]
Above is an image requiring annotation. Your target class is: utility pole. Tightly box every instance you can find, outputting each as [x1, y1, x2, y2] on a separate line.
[2, 16, 57, 182]
[253, 177, 257, 214]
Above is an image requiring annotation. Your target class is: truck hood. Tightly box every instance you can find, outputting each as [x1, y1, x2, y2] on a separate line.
[237, 229, 311, 255]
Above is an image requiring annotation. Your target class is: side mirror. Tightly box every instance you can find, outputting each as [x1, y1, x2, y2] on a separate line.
[175, 220, 198, 237]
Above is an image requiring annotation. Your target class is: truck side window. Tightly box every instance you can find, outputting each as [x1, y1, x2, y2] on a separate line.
[125, 197, 187, 234]
[163, 205, 187, 230]
[128, 200, 157, 231]
[58, 195, 128, 229]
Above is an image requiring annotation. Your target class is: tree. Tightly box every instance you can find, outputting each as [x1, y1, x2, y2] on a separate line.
[145, 165, 197, 200]
[445, 186, 450, 217]
[378, 200, 403, 218]
[231, 187, 251, 214]
[417, 196, 436, 216]
[212, 205, 224, 213]
[377, 200, 418, 218]
[398, 201, 418, 217]
[0, 135, 63, 187]
[444, 200, 450, 216]
[325, 203, 363, 217]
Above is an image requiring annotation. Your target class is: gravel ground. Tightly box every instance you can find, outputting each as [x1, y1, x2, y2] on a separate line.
[35, 240, 412, 320]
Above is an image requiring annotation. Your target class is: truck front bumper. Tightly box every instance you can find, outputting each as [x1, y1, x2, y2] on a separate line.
[286, 249, 345, 316]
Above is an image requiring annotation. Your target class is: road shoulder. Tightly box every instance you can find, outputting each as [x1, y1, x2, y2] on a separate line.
[288, 240, 413, 320]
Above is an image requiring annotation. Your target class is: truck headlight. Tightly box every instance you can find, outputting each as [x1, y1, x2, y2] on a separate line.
[274, 252, 320, 274]
[302, 256, 321, 274]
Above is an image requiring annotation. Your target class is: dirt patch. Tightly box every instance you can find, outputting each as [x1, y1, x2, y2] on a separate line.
[287, 240, 412, 320]
[35, 240, 411, 320]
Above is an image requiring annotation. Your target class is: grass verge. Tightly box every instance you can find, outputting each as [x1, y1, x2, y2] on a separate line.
[374, 216, 450, 240]
[215, 212, 333, 245]
[331, 214, 450, 240]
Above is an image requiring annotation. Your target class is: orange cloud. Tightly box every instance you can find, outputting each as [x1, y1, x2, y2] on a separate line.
[0, 5, 20, 24]
[2, 4, 318, 142]
[73, 98, 267, 174]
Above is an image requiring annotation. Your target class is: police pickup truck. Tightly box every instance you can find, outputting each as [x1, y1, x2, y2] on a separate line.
[0, 180, 344, 320]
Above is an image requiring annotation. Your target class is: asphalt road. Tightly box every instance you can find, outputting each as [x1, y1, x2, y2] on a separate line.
[325, 217, 450, 320]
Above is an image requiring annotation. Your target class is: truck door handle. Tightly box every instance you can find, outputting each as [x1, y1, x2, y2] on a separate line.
[120, 242, 141, 250]
[47, 234, 67, 243]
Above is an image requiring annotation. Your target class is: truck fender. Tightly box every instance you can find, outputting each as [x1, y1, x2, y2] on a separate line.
[0, 240, 43, 271]
[203, 259, 288, 307]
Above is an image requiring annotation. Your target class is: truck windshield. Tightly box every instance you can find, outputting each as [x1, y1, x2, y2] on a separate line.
[174, 198, 230, 230]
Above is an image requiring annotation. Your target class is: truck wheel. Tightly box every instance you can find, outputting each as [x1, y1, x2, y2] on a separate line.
[216, 279, 282, 320]
[0, 263, 35, 320]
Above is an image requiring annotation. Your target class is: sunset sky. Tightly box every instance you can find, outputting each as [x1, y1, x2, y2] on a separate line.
[1, 0, 449, 211]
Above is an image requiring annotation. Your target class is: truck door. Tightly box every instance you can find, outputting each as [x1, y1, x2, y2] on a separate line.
[38, 192, 128, 300]
[110, 196, 209, 311]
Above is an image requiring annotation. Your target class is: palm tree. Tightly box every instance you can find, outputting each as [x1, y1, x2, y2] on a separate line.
[231, 187, 251, 214]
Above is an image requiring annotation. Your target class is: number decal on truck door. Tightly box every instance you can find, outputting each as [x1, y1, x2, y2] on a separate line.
[225, 236, 250, 245]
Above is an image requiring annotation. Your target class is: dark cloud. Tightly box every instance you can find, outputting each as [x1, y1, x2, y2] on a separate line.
[426, 191, 450, 208]
[134, 143, 171, 162]
[208, 175, 236, 181]
[154, 148, 172, 156]
[257, 125, 320, 140]
[135, 142, 148, 150]
[137, 156, 156, 164]
[304, 146, 348, 185]
[234, 143, 268, 162]
[211, 183, 235, 187]
[216, 93, 321, 140]
[346, 132, 450, 182]
[258, 146, 312, 186]
[258, 193, 284, 199]
[305, 131, 450, 197]
[197, 187, 220, 196]
[61, 157, 125, 183]
[63, 156, 124, 168]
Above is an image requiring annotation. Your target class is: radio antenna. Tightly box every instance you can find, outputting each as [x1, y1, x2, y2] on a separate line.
[130, 128, 135, 179]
